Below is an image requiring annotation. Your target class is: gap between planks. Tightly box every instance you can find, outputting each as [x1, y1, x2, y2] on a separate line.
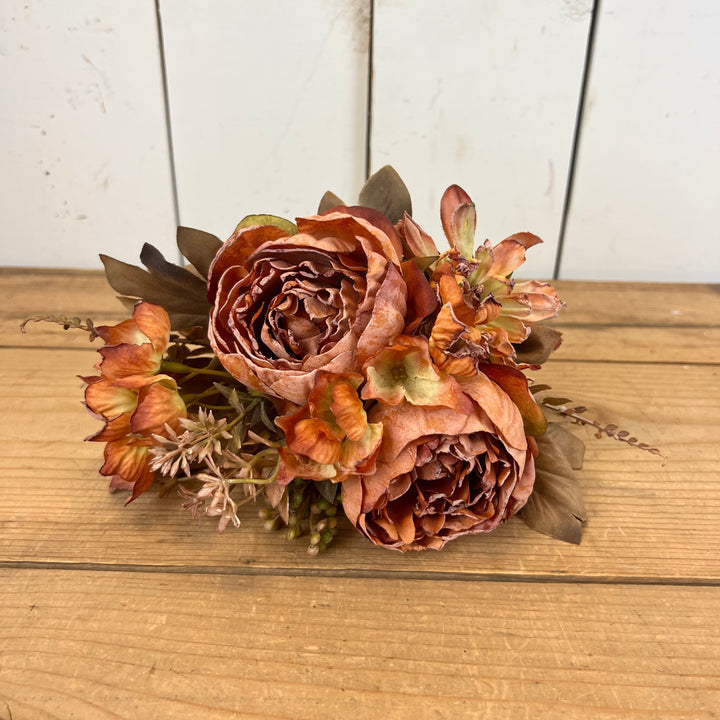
[2, 561, 719, 588]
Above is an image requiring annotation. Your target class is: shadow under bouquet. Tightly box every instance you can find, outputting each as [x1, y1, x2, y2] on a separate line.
[27, 167, 660, 553]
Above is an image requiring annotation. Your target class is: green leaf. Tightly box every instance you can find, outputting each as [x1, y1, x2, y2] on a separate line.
[317, 191, 346, 214]
[176, 226, 222, 279]
[451, 202, 476, 259]
[235, 214, 298, 236]
[358, 165, 412, 224]
[519, 423, 586, 544]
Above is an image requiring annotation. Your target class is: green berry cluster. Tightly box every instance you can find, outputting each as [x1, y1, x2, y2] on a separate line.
[259, 478, 340, 554]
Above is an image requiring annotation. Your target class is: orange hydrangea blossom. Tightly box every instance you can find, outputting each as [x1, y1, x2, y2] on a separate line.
[275, 372, 383, 486]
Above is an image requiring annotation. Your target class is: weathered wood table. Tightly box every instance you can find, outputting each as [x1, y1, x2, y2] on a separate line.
[1, 269, 719, 719]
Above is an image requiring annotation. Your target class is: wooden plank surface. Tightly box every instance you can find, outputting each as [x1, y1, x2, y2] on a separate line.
[1, 271, 719, 717]
[2, 349, 717, 579]
[2, 569, 719, 720]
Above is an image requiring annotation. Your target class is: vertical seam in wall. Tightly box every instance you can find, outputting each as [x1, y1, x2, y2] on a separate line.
[553, 0, 602, 280]
[154, 0, 181, 262]
[364, 0, 375, 181]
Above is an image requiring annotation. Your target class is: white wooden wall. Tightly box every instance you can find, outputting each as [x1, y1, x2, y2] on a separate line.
[3, 1, 719, 281]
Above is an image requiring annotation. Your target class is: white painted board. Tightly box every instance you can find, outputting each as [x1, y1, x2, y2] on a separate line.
[370, 0, 593, 279]
[559, 0, 720, 282]
[0, 1, 177, 269]
[159, 0, 370, 242]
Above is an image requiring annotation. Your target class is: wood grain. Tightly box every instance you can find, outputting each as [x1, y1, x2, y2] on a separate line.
[1, 569, 718, 720]
[2, 272, 719, 718]
[2, 348, 718, 579]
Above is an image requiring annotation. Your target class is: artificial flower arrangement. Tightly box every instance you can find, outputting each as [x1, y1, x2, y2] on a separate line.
[24, 167, 660, 553]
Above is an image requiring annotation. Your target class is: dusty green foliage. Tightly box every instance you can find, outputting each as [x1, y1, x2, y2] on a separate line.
[176, 226, 222, 279]
[317, 190, 346, 214]
[358, 165, 413, 224]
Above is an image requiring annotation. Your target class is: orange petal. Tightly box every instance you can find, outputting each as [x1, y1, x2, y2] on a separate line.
[130, 380, 187, 437]
[97, 342, 160, 380]
[430, 303, 467, 351]
[85, 412, 132, 442]
[339, 422, 383, 473]
[476, 364, 547, 437]
[331, 380, 367, 441]
[100, 439, 152, 486]
[95, 317, 147, 347]
[289, 418, 342, 465]
[491, 233, 542, 277]
[401, 259, 439, 334]
[85, 380, 138, 419]
[440, 185, 473, 244]
[131, 302, 171, 353]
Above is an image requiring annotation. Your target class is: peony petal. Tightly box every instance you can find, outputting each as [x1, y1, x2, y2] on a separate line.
[397, 212, 439, 258]
[477, 364, 547, 437]
[401, 259, 439, 334]
[457, 374, 528, 454]
[355, 262, 408, 366]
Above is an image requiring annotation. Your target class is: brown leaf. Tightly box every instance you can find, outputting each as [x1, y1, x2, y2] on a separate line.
[176, 226, 222, 279]
[515, 325, 563, 365]
[318, 191, 346, 214]
[99, 253, 210, 323]
[358, 165, 412, 223]
[519, 423, 586, 543]
[140, 243, 208, 293]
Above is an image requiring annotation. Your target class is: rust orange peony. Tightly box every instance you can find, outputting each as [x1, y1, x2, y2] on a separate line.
[341, 372, 536, 551]
[207, 210, 408, 405]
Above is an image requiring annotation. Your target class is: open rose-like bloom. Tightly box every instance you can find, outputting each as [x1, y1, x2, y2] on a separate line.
[207, 210, 408, 405]
[83, 302, 186, 502]
[341, 372, 535, 551]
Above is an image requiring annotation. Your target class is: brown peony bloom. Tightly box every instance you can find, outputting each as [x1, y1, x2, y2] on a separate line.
[207, 210, 408, 405]
[341, 372, 535, 550]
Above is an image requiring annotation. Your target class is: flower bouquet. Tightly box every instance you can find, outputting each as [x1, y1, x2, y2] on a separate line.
[25, 167, 659, 553]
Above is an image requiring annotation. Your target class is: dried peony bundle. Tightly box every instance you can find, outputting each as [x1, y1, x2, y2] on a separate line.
[24, 166, 661, 553]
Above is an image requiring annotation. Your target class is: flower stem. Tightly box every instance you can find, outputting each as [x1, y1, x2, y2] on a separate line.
[162, 361, 233, 378]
